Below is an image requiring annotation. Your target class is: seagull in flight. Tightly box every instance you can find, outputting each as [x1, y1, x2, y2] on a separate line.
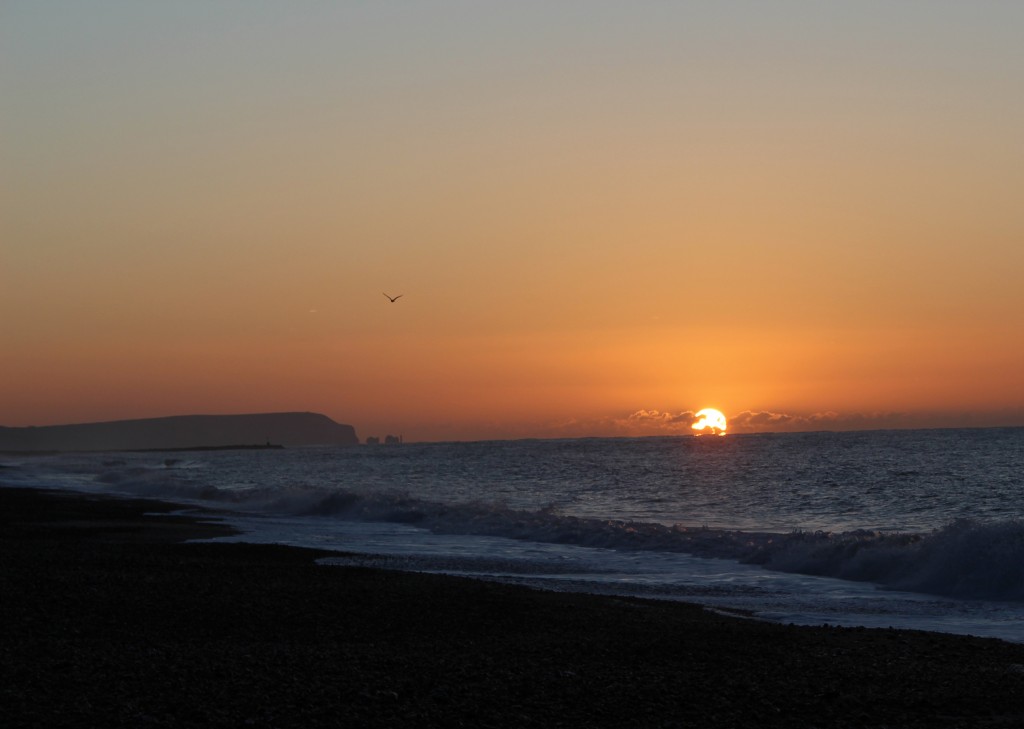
[383, 293, 403, 303]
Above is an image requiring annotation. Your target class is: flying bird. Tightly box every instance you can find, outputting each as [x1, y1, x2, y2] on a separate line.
[383, 293, 403, 303]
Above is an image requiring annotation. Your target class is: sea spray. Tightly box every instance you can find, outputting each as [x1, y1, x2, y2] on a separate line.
[4, 428, 1024, 638]
[754, 520, 1024, 600]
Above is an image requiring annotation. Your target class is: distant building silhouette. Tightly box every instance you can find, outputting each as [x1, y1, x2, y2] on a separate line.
[365, 436, 380, 445]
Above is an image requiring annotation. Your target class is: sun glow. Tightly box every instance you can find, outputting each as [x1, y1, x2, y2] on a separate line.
[692, 408, 728, 436]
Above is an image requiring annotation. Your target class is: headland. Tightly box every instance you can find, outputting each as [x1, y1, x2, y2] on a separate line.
[0, 412, 358, 452]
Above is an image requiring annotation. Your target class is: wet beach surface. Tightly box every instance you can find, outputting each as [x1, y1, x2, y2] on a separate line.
[3, 487, 1024, 728]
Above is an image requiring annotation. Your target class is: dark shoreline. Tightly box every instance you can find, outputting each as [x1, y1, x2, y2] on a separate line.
[1, 443, 284, 456]
[3, 487, 1024, 727]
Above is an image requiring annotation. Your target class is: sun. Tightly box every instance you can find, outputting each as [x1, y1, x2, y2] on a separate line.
[692, 408, 728, 436]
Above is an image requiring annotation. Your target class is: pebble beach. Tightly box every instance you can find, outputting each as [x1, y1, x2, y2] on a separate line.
[3, 486, 1024, 728]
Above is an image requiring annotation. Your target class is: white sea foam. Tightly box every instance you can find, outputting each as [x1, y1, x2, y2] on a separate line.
[287, 489, 1024, 601]
[11, 456, 1024, 602]
[3, 428, 1023, 639]
[757, 519, 1024, 600]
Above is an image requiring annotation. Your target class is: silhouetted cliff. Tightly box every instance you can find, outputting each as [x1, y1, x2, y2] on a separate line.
[0, 412, 358, 452]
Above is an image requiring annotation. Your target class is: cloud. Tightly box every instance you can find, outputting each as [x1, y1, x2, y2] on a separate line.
[529, 406, 1017, 441]
[622, 409, 701, 434]
[727, 410, 909, 433]
[626, 409, 697, 426]
[538, 410, 700, 438]
[727, 410, 799, 429]
[549, 409, 925, 438]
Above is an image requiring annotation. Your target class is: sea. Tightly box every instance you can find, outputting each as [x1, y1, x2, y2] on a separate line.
[3, 427, 1023, 642]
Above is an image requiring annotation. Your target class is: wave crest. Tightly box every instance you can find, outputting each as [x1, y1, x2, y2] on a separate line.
[297, 490, 1024, 600]
[74, 465, 1024, 602]
[758, 519, 1024, 600]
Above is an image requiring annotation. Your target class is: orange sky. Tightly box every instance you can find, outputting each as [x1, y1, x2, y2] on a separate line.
[3, 3, 1023, 441]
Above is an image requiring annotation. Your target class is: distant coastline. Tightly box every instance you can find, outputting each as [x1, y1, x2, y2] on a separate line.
[0, 412, 358, 453]
[132, 444, 286, 453]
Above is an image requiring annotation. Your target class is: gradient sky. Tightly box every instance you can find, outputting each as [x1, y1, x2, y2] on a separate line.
[3, 1, 1023, 441]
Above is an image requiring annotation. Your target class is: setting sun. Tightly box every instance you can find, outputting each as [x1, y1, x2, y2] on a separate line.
[3, 4, 1024, 441]
[692, 408, 728, 436]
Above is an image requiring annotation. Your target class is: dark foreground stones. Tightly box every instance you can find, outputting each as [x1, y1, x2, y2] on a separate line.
[2, 487, 1024, 728]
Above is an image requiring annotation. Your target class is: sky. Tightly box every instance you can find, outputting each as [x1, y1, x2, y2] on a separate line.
[3, 1, 1023, 441]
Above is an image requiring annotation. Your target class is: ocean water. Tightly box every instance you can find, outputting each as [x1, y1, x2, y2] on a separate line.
[3, 428, 1024, 642]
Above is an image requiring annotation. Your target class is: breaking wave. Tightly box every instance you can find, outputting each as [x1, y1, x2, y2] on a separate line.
[754, 519, 1024, 600]
[9, 456, 1024, 602]
[261, 486, 1024, 602]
